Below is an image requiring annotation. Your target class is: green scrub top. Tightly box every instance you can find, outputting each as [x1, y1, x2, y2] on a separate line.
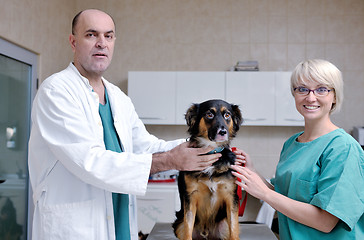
[272, 129, 364, 240]
[99, 88, 131, 240]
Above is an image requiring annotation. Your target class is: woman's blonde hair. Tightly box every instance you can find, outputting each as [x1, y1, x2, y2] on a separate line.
[290, 59, 343, 114]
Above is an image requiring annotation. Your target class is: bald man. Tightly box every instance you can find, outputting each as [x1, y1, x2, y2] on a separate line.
[28, 9, 220, 240]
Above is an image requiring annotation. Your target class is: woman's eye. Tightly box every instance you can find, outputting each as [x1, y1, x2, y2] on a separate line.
[298, 87, 308, 93]
[316, 87, 328, 93]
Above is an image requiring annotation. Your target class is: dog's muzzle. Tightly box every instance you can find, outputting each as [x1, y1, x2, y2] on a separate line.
[214, 127, 229, 142]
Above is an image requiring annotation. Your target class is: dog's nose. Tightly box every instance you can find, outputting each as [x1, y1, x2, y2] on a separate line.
[218, 129, 227, 136]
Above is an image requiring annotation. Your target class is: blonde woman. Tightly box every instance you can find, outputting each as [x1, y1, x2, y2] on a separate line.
[232, 59, 364, 239]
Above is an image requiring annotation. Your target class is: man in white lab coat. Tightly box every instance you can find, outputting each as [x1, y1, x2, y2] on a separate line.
[28, 9, 220, 240]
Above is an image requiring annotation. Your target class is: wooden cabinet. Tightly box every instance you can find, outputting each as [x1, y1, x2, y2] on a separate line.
[128, 71, 304, 126]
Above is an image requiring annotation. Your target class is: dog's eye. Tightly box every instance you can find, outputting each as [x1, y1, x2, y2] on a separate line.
[206, 112, 214, 119]
[224, 112, 231, 120]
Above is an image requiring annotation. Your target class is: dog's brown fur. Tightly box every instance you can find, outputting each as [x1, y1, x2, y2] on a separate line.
[173, 99, 243, 240]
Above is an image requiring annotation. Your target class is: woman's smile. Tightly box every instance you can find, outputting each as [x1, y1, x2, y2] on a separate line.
[304, 105, 320, 110]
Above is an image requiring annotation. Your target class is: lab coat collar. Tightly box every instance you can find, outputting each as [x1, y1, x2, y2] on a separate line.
[67, 62, 120, 132]
[68, 62, 109, 93]
[68, 63, 93, 90]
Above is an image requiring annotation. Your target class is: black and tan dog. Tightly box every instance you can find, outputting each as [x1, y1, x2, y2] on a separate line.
[173, 99, 243, 240]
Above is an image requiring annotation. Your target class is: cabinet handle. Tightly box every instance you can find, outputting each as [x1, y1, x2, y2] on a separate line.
[284, 119, 304, 122]
[139, 198, 165, 201]
[245, 118, 267, 121]
[140, 117, 167, 120]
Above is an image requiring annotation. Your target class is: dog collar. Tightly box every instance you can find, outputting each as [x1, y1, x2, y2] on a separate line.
[206, 147, 225, 154]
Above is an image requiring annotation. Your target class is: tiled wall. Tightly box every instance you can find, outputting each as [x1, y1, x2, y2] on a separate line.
[77, 0, 364, 131]
[100, 0, 364, 178]
[2, 0, 362, 131]
[1, 0, 364, 221]
[0, 0, 75, 81]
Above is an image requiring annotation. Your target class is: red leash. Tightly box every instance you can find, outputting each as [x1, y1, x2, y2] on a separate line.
[237, 179, 248, 216]
[232, 147, 248, 216]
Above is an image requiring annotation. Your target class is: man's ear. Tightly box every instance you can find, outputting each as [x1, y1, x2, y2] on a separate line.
[69, 34, 76, 52]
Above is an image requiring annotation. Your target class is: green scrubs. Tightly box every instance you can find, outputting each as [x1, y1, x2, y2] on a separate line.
[272, 129, 364, 240]
[99, 89, 131, 240]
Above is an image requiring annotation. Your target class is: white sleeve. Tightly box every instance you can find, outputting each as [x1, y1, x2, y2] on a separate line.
[31, 84, 152, 195]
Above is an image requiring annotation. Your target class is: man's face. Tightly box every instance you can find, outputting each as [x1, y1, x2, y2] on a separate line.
[69, 10, 116, 79]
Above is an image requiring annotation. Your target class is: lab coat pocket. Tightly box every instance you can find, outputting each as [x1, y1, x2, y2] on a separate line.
[42, 199, 97, 240]
[294, 179, 317, 203]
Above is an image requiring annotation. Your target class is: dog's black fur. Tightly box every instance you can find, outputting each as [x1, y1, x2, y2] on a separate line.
[138, 231, 148, 240]
[173, 99, 243, 240]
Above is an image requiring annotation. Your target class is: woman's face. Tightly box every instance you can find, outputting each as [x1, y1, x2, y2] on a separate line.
[293, 81, 336, 123]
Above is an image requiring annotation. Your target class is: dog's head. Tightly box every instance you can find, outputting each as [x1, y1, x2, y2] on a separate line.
[185, 99, 243, 148]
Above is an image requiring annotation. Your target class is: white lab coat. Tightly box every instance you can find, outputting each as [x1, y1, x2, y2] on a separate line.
[28, 63, 183, 240]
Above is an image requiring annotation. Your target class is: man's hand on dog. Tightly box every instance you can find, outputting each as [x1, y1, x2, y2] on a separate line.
[150, 142, 221, 174]
[170, 142, 221, 171]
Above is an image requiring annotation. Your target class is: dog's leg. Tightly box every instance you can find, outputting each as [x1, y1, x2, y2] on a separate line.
[183, 202, 197, 240]
[174, 207, 196, 240]
[226, 198, 240, 240]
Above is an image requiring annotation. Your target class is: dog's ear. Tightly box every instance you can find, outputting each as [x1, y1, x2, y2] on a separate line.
[232, 104, 243, 131]
[185, 103, 199, 127]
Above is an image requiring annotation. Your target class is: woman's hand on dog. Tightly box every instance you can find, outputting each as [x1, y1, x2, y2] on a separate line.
[231, 165, 271, 201]
[231, 147, 254, 170]
[230, 147, 274, 200]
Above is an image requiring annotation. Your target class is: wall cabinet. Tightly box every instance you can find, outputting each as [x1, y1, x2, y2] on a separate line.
[275, 72, 304, 126]
[175, 72, 225, 124]
[128, 72, 176, 124]
[128, 71, 304, 126]
[226, 72, 276, 126]
[226, 72, 304, 126]
[128, 71, 225, 125]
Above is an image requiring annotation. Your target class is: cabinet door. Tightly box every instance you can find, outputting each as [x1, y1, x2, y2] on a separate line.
[175, 72, 226, 125]
[136, 183, 179, 233]
[128, 72, 176, 124]
[275, 72, 304, 126]
[226, 72, 275, 126]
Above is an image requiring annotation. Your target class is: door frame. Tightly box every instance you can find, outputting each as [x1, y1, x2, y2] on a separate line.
[0, 37, 38, 240]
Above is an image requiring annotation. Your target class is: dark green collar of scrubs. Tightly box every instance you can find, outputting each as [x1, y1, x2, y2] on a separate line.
[99, 88, 130, 240]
